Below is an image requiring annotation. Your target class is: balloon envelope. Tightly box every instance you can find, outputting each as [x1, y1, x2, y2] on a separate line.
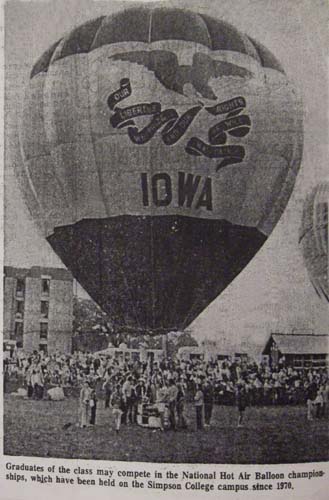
[18, 7, 303, 334]
[299, 182, 328, 303]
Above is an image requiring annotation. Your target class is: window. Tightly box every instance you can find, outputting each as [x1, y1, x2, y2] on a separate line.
[16, 278, 25, 297]
[39, 344, 48, 354]
[41, 278, 50, 296]
[40, 322, 48, 339]
[131, 351, 141, 362]
[13, 321, 23, 341]
[303, 355, 312, 368]
[40, 301, 49, 319]
[15, 300, 24, 318]
[14, 321, 23, 336]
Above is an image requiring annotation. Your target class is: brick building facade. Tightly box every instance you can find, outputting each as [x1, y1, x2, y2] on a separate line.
[3, 266, 73, 354]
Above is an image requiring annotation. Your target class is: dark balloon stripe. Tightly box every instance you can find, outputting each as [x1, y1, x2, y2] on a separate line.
[47, 216, 266, 334]
[150, 9, 211, 47]
[248, 36, 284, 73]
[198, 14, 251, 55]
[30, 7, 285, 79]
[51, 16, 105, 63]
[90, 9, 151, 50]
[30, 38, 62, 78]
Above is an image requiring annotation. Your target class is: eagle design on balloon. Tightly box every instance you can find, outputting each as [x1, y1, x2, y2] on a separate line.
[107, 50, 252, 171]
[109, 50, 253, 100]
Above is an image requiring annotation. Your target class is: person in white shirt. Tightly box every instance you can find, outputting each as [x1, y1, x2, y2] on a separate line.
[167, 379, 178, 430]
[122, 376, 134, 424]
[194, 384, 204, 430]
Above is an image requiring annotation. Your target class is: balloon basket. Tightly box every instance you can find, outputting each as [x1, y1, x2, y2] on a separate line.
[137, 403, 162, 429]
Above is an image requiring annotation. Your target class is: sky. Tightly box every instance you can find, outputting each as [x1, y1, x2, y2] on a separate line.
[3, 0, 329, 349]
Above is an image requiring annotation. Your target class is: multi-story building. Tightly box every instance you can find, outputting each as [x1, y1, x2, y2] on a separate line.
[3, 266, 73, 354]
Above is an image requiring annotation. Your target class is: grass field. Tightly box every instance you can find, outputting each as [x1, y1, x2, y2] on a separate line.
[3, 394, 329, 463]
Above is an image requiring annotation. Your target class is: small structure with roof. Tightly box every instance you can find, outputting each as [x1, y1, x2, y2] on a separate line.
[262, 332, 329, 370]
[96, 343, 164, 364]
[178, 340, 248, 363]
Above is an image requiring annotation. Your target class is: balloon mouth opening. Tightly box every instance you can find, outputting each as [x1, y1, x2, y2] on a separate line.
[46, 215, 267, 334]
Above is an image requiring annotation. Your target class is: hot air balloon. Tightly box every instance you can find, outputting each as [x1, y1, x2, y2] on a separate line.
[17, 7, 303, 335]
[299, 182, 328, 302]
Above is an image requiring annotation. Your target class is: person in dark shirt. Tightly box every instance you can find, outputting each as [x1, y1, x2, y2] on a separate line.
[203, 379, 214, 427]
[93, 357, 101, 373]
[236, 382, 248, 428]
[89, 387, 97, 425]
[102, 369, 113, 408]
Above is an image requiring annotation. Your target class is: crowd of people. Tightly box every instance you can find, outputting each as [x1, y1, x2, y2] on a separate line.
[3, 348, 329, 429]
